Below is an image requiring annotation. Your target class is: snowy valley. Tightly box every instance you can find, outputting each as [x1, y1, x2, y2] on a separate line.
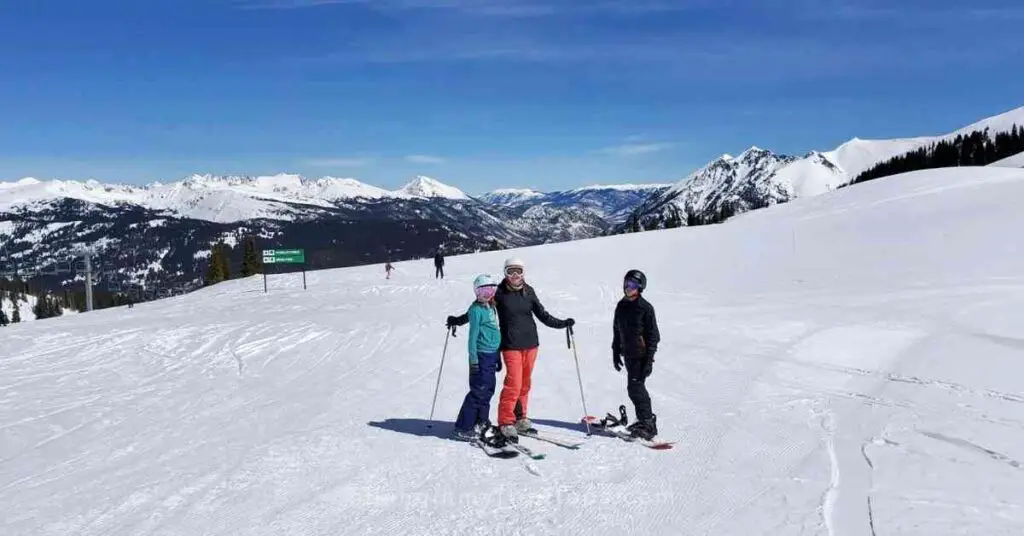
[2, 164, 1023, 534]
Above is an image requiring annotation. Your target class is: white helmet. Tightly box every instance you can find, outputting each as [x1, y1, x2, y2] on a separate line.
[504, 257, 525, 273]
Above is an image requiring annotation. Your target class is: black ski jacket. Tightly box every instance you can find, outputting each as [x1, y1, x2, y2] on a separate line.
[434, 254, 444, 267]
[453, 280, 569, 350]
[612, 296, 660, 362]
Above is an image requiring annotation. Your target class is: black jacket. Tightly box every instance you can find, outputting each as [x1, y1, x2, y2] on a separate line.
[454, 280, 569, 350]
[612, 296, 660, 362]
[434, 254, 444, 267]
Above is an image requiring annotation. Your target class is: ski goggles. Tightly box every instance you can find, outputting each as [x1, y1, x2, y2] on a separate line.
[504, 266, 524, 276]
[623, 280, 642, 291]
[475, 285, 497, 299]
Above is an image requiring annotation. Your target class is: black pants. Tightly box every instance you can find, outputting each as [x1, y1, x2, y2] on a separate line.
[625, 357, 653, 423]
[435, 265, 444, 278]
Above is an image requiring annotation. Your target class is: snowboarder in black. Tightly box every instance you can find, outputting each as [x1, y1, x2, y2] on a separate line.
[612, 269, 661, 440]
[434, 251, 445, 279]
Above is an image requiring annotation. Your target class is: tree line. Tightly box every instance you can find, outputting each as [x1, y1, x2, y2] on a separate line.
[204, 235, 262, 286]
[851, 124, 1024, 185]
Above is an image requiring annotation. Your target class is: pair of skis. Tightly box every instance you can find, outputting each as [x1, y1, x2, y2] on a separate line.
[472, 425, 556, 460]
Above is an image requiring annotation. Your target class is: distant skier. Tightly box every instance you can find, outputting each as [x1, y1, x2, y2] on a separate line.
[447, 257, 574, 442]
[434, 251, 445, 279]
[451, 274, 502, 441]
[612, 269, 661, 440]
[385, 262, 394, 279]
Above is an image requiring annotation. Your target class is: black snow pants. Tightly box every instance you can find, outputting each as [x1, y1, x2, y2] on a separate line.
[625, 357, 653, 423]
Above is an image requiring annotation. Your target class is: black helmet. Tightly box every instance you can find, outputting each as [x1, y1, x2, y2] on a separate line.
[624, 269, 646, 291]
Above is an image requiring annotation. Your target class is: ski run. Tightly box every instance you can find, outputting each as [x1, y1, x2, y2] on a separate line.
[2, 166, 1024, 535]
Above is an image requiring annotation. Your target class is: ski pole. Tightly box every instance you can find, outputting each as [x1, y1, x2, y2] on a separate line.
[427, 326, 453, 428]
[568, 325, 591, 436]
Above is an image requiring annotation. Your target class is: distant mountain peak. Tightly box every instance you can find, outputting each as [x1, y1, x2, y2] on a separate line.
[397, 176, 469, 200]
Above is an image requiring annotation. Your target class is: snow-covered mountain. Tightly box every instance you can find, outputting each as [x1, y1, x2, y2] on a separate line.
[627, 105, 1024, 230]
[479, 183, 670, 224]
[397, 175, 469, 200]
[0, 174, 465, 224]
[476, 188, 545, 206]
[503, 203, 611, 244]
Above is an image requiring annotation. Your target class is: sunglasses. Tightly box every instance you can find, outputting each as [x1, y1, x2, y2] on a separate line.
[505, 267, 523, 276]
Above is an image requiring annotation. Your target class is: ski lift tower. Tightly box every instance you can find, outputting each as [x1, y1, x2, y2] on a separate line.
[73, 245, 98, 312]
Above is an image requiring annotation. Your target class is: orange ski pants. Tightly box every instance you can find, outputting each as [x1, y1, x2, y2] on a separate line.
[498, 347, 539, 426]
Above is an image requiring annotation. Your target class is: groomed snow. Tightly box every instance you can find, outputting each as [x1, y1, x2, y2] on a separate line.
[2, 167, 1024, 535]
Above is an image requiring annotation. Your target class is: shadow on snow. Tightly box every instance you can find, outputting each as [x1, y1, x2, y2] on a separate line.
[367, 418, 456, 441]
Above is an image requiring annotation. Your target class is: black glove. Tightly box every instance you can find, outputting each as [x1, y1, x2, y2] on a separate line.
[470, 363, 480, 376]
[564, 318, 575, 328]
[642, 359, 654, 378]
[496, 358, 502, 372]
[613, 353, 623, 372]
[446, 315, 458, 328]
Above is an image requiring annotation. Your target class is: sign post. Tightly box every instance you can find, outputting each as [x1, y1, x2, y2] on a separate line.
[261, 249, 307, 292]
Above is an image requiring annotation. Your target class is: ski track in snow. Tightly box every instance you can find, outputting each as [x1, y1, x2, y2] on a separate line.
[3, 167, 1024, 535]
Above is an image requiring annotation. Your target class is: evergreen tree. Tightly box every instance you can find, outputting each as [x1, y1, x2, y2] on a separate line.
[12, 306, 21, 323]
[241, 236, 261, 277]
[205, 243, 232, 285]
[32, 294, 64, 320]
[219, 244, 232, 281]
[0, 308, 8, 327]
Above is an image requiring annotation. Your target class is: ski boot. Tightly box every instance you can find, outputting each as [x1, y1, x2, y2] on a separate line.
[514, 417, 536, 434]
[479, 424, 509, 448]
[630, 415, 658, 440]
[450, 427, 477, 442]
[498, 424, 519, 443]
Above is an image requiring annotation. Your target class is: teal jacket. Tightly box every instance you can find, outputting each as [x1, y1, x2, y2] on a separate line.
[467, 301, 500, 364]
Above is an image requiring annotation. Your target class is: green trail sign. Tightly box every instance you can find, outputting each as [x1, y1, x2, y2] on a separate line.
[262, 249, 305, 264]
[261, 248, 307, 292]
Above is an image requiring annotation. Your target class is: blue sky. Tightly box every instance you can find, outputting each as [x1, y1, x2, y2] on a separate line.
[1, 0, 1022, 193]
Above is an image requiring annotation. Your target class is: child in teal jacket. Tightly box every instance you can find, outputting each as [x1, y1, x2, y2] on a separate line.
[452, 274, 502, 440]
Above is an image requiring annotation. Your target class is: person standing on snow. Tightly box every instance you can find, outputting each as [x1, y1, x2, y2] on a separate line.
[434, 251, 445, 279]
[451, 274, 503, 441]
[447, 257, 574, 442]
[612, 269, 661, 440]
[385, 262, 394, 279]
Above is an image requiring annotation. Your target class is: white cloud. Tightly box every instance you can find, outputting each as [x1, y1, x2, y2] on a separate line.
[404, 154, 447, 164]
[598, 142, 676, 157]
[302, 157, 375, 167]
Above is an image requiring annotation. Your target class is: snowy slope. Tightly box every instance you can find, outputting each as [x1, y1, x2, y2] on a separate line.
[822, 104, 1024, 183]
[3, 166, 1024, 535]
[990, 151, 1024, 168]
[630, 105, 1024, 229]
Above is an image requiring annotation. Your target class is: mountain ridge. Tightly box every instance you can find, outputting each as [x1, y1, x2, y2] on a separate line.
[625, 104, 1024, 230]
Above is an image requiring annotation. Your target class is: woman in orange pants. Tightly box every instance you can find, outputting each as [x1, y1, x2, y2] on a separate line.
[447, 257, 574, 442]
